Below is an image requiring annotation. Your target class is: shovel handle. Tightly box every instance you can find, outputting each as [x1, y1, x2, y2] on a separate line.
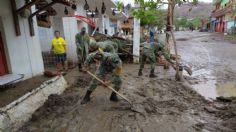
[86, 71, 132, 104]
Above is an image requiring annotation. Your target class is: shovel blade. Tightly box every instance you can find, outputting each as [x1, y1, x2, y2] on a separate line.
[183, 66, 192, 76]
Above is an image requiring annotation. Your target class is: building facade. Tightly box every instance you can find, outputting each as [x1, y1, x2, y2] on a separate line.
[0, 0, 44, 79]
[211, 0, 236, 33]
[38, 0, 126, 62]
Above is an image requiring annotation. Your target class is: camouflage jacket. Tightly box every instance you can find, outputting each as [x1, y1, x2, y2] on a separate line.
[143, 42, 170, 61]
[85, 52, 122, 72]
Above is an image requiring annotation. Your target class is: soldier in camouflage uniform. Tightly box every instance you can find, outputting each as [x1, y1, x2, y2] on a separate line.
[89, 40, 118, 53]
[97, 40, 117, 53]
[76, 27, 90, 71]
[81, 51, 123, 104]
[138, 42, 171, 78]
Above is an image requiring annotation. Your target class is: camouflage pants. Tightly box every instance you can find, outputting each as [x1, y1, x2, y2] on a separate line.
[88, 68, 122, 92]
[77, 47, 87, 65]
[139, 51, 156, 72]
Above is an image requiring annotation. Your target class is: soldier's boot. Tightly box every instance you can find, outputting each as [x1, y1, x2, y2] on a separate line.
[138, 69, 143, 76]
[164, 62, 170, 69]
[81, 90, 92, 104]
[149, 69, 157, 78]
[78, 64, 82, 72]
[110, 92, 119, 102]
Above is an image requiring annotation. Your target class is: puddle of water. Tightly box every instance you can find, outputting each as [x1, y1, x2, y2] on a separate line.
[194, 81, 236, 100]
[216, 82, 236, 97]
[191, 69, 236, 99]
[193, 79, 218, 99]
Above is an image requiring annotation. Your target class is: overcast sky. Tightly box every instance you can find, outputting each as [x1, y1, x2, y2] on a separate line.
[115, 0, 212, 6]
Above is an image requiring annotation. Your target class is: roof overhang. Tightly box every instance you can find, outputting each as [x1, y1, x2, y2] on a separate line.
[76, 0, 127, 20]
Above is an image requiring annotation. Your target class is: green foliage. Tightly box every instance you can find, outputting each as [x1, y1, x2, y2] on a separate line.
[133, 8, 166, 28]
[175, 18, 188, 28]
[174, 18, 200, 29]
[116, 1, 124, 11]
[190, 18, 201, 28]
[133, 0, 199, 29]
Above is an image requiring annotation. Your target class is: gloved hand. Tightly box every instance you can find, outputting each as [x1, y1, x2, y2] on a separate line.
[103, 80, 112, 87]
[82, 65, 89, 73]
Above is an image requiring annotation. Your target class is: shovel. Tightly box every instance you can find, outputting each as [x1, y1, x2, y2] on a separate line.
[167, 60, 192, 76]
[86, 71, 132, 104]
[86, 70, 143, 114]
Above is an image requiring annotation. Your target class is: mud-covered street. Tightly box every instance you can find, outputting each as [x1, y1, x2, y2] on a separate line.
[19, 32, 236, 132]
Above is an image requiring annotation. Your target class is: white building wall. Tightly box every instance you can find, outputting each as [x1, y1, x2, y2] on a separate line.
[38, 16, 65, 52]
[52, 16, 65, 37]
[63, 17, 78, 61]
[0, 0, 44, 79]
[38, 27, 54, 51]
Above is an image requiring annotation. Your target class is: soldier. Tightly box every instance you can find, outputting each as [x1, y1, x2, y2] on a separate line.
[97, 40, 117, 53]
[81, 51, 123, 104]
[76, 27, 90, 71]
[138, 42, 171, 78]
[89, 38, 98, 52]
[89, 40, 118, 53]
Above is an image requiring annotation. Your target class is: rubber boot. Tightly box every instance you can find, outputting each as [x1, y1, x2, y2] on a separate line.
[78, 64, 82, 72]
[110, 92, 119, 102]
[138, 69, 143, 76]
[163, 62, 170, 69]
[81, 90, 92, 104]
[149, 69, 157, 78]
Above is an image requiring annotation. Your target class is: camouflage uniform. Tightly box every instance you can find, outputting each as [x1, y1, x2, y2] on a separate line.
[75, 28, 90, 67]
[89, 40, 118, 53]
[139, 42, 170, 77]
[85, 52, 122, 92]
[81, 52, 123, 104]
[89, 38, 98, 52]
[97, 40, 118, 53]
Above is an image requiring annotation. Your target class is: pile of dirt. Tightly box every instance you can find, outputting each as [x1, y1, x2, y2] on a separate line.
[75, 75, 92, 88]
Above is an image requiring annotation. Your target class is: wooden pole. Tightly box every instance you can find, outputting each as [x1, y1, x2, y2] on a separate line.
[10, 0, 21, 36]
[16, 0, 40, 14]
[86, 71, 132, 105]
[30, 1, 56, 18]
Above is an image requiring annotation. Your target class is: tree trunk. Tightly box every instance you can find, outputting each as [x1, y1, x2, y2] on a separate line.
[166, 0, 175, 51]
[166, 0, 182, 81]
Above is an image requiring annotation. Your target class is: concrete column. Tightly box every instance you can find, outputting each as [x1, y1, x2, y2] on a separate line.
[63, 17, 78, 62]
[132, 3, 140, 63]
[97, 15, 105, 34]
[104, 15, 110, 35]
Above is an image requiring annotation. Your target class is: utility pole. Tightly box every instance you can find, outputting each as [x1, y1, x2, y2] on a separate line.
[133, 1, 141, 63]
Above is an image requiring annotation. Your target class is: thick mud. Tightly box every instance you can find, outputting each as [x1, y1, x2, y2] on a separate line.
[19, 64, 235, 132]
[0, 75, 50, 107]
[19, 32, 236, 132]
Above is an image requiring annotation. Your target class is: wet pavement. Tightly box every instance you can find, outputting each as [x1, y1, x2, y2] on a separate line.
[175, 31, 236, 99]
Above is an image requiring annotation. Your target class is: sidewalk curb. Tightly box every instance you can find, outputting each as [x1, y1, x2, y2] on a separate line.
[0, 76, 68, 131]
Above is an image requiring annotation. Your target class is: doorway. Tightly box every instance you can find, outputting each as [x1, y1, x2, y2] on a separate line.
[0, 32, 8, 76]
